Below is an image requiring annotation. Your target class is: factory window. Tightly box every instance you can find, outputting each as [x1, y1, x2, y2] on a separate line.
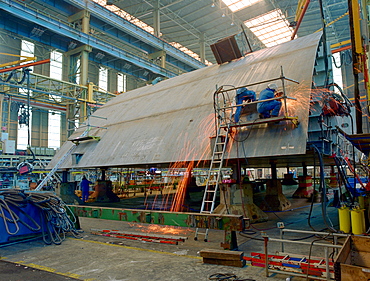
[75, 114, 79, 129]
[75, 59, 80, 85]
[48, 51, 62, 148]
[48, 111, 61, 149]
[17, 40, 35, 150]
[332, 52, 343, 90]
[19, 40, 34, 96]
[117, 73, 126, 93]
[20, 40, 35, 71]
[50, 50, 62, 102]
[222, 0, 261, 12]
[17, 110, 31, 150]
[99, 67, 108, 91]
[244, 9, 294, 47]
[50, 50, 63, 80]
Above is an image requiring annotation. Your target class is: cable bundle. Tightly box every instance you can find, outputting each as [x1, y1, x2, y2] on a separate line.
[0, 189, 80, 245]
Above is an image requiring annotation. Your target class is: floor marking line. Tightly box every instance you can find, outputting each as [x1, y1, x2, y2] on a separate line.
[0, 259, 91, 280]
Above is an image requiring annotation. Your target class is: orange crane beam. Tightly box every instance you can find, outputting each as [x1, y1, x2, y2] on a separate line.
[0, 59, 50, 74]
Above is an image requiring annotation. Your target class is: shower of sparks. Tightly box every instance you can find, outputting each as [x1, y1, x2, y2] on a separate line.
[129, 222, 193, 235]
[170, 161, 193, 212]
[143, 113, 215, 212]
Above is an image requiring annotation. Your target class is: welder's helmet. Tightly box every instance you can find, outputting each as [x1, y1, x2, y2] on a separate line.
[236, 87, 247, 95]
[268, 83, 278, 91]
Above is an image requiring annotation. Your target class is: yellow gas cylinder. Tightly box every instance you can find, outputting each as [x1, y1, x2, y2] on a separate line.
[338, 207, 351, 233]
[350, 208, 365, 235]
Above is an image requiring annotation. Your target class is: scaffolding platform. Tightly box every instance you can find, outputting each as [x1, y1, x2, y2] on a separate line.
[69, 136, 101, 145]
[220, 115, 299, 128]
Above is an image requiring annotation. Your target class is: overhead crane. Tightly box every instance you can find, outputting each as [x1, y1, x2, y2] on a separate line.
[0, 53, 37, 69]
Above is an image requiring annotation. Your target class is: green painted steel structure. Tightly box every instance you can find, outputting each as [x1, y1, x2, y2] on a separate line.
[69, 205, 246, 231]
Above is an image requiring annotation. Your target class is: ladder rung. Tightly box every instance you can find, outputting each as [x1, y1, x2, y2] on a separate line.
[201, 211, 211, 214]
[214, 151, 223, 154]
[216, 142, 225, 145]
[204, 200, 213, 203]
[205, 190, 216, 193]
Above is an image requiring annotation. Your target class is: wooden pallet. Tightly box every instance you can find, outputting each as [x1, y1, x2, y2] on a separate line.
[200, 249, 245, 267]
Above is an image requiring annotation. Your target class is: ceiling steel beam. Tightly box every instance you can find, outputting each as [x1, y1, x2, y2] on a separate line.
[0, 1, 175, 78]
[64, 0, 205, 69]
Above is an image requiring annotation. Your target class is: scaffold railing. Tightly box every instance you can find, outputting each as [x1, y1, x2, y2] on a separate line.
[213, 67, 300, 129]
[0, 70, 116, 105]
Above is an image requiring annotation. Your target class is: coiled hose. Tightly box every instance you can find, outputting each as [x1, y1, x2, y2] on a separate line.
[0, 189, 80, 245]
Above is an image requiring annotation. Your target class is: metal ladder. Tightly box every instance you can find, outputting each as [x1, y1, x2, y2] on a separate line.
[35, 129, 89, 191]
[194, 123, 231, 242]
[37, 159, 62, 183]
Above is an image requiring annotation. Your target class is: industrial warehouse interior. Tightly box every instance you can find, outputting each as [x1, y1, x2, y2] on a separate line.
[1, 0, 370, 280]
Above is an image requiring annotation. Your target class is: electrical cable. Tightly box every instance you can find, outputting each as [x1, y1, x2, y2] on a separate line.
[305, 234, 331, 281]
[228, 119, 258, 143]
[209, 273, 236, 280]
[24, 68, 35, 164]
[0, 69, 27, 84]
[318, 0, 329, 88]
[0, 189, 80, 246]
[208, 273, 256, 281]
[333, 155, 356, 201]
[307, 149, 316, 232]
[311, 144, 337, 233]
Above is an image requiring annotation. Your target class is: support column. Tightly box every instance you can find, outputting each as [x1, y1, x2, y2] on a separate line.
[0, 94, 3, 133]
[282, 166, 297, 185]
[293, 162, 313, 198]
[213, 164, 268, 223]
[261, 160, 291, 211]
[59, 169, 82, 204]
[153, 0, 160, 37]
[79, 49, 89, 123]
[348, 0, 363, 133]
[31, 110, 48, 147]
[8, 99, 18, 142]
[68, 10, 91, 124]
[89, 168, 120, 203]
[199, 33, 206, 64]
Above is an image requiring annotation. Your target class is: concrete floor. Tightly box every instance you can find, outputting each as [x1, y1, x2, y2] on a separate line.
[0, 185, 343, 281]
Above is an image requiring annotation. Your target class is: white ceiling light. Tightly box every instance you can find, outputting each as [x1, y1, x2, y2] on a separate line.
[222, 0, 262, 12]
[244, 9, 294, 48]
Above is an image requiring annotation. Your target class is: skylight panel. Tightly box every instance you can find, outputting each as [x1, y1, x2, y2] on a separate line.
[244, 9, 294, 47]
[222, 0, 262, 12]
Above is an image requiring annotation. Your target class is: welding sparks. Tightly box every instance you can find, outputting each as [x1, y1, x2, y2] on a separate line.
[130, 223, 193, 235]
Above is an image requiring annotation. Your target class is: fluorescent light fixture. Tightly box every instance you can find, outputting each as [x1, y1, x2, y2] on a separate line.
[95, 52, 105, 59]
[123, 63, 131, 69]
[244, 9, 294, 47]
[222, 0, 262, 12]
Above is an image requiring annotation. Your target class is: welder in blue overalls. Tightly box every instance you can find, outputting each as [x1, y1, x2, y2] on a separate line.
[257, 83, 282, 118]
[234, 87, 256, 122]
